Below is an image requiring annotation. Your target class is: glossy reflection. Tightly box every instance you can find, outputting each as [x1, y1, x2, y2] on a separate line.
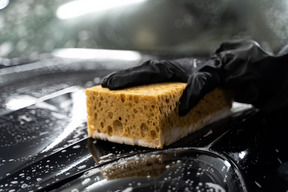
[56, 0, 146, 20]
[70, 146, 246, 192]
[41, 89, 86, 153]
[0, 88, 87, 180]
[52, 48, 142, 61]
[1, 52, 287, 192]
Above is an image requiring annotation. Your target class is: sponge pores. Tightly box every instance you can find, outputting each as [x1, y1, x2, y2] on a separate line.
[85, 82, 232, 148]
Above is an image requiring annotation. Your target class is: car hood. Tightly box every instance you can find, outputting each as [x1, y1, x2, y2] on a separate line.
[0, 52, 287, 192]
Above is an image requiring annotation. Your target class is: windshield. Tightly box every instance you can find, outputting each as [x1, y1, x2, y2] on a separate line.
[1, 0, 288, 60]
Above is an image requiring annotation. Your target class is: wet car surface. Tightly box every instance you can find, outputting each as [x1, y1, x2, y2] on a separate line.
[1, 0, 288, 191]
[0, 54, 288, 192]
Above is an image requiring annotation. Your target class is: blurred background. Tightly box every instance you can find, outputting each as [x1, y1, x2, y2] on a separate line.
[1, 0, 288, 64]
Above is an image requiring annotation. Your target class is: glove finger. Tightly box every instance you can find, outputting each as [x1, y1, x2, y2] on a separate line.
[179, 71, 220, 116]
[101, 59, 197, 90]
[101, 60, 172, 90]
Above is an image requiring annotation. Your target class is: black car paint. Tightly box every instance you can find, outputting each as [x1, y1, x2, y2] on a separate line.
[0, 56, 287, 191]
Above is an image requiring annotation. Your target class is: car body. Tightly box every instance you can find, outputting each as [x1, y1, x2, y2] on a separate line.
[0, 0, 288, 191]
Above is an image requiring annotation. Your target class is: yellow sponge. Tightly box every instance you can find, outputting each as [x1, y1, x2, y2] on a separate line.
[85, 82, 232, 148]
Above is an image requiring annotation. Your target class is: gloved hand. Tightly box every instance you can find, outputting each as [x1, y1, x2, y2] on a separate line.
[101, 40, 288, 116]
[101, 57, 205, 116]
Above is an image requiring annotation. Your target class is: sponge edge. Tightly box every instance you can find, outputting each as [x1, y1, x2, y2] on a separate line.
[85, 82, 233, 149]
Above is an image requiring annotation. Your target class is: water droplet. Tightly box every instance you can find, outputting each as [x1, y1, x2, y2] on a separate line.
[73, 145, 81, 149]
[81, 178, 91, 185]
[36, 178, 42, 182]
[21, 183, 28, 189]
[19, 173, 24, 177]
[122, 187, 133, 192]
[255, 181, 262, 188]
[78, 165, 87, 170]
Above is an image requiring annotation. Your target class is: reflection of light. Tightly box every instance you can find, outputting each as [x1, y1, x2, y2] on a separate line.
[4, 87, 81, 112]
[231, 102, 253, 112]
[86, 179, 108, 190]
[206, 182, 226, 192]
[57, 153, 91, 176]
[6, 95, 38, 110]
[52, 48, 141, 61]
[56, 0, 146, 20]
[239, 151, 247, 159]
[223, 160, 231, 169]
[0, 0, 9, 10]
[42, 90, 86, 153]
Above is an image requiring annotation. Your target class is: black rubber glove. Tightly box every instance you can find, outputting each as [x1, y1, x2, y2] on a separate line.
[101, 40, 288, 115]
[101, 58, 206, 116]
